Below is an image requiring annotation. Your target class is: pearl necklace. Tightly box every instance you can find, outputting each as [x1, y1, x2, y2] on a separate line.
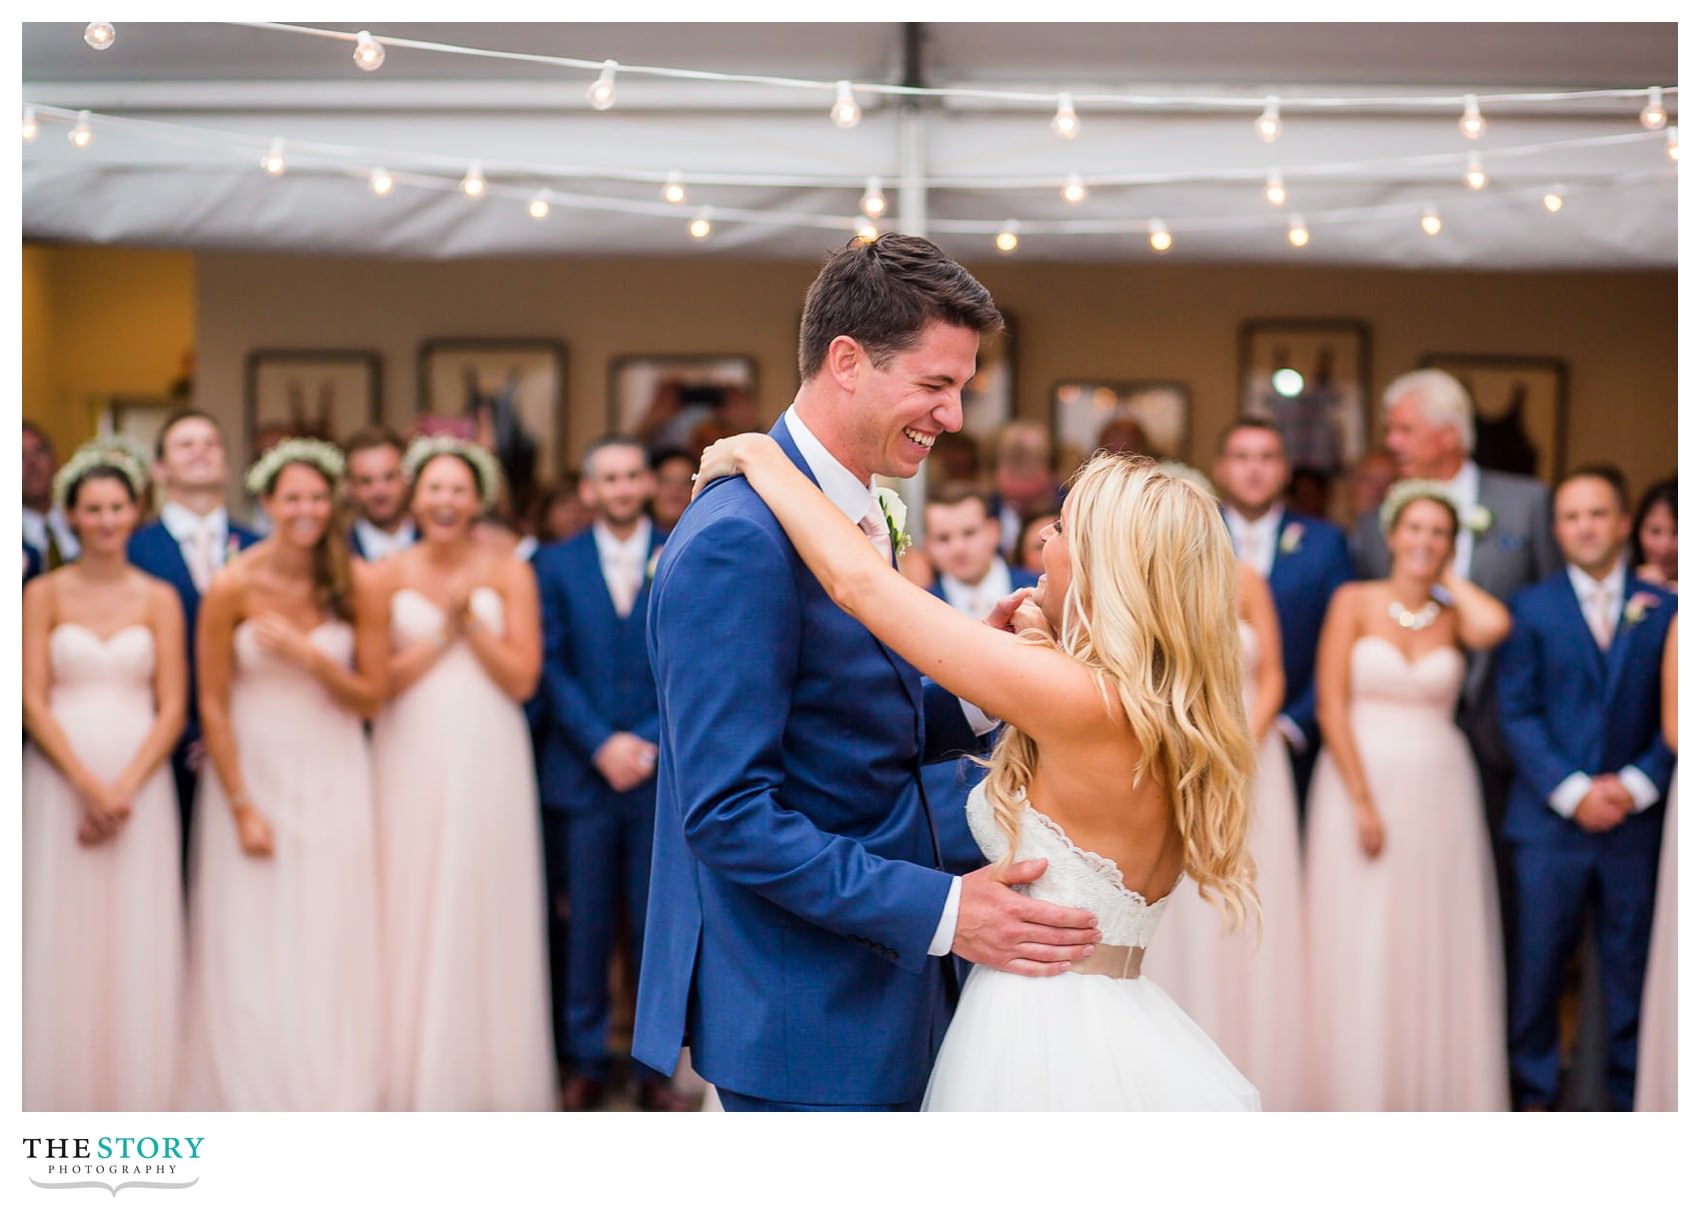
[1388, 598, 1441, 631]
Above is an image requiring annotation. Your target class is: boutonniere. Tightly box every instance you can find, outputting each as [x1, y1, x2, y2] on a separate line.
[875, 487, 912, 558]
[1464, 504, 1494, 536]
[1278, 521, 1304, 555]
[1624, 591, 1661, 627]
[225, 533, 241, 562]
[645, 549, 661, 583]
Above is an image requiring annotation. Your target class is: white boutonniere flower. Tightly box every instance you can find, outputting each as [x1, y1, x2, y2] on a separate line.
[875, 487, 912, 558]
[1624, 591, 1661, 627]
[1278, 521, 1304, 555]
[1464, 504, 1494, 535]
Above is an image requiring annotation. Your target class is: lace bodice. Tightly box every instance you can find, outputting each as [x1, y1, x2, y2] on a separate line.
[964, 782, 1172, 948]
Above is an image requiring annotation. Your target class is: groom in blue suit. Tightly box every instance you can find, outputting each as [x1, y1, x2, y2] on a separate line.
[1498, 466, 1674, 1111]
[634, 235, 1100, 1111]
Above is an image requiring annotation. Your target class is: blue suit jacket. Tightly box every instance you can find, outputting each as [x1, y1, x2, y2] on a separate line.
[633, 419, 980, 1105]
[23, 541, 42, 583]
[1498, 570, 1675, 853]
[126, 517, 262, 745]
[922, 563, 1040, 874]
[1260, 508, 1353, 749]
[533, 525, 665, 814]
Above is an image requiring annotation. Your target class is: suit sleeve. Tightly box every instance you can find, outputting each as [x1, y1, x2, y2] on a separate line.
[655, 513, 951, 971]
[1285, 527, 1355, 743]
[1351, 511, 1390, 580]
[538, 552, 616, 759]
[1496, 599, 1580, 802]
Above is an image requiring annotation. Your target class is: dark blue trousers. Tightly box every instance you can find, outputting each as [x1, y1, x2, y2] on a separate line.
[718, 1088, 919, 1113]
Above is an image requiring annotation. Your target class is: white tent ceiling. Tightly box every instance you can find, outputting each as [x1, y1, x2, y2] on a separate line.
[21, 21, 1679, 267]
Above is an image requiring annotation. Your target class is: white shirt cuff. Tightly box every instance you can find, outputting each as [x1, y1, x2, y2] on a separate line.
[959, 698, 1000, 738]
[1276, 715, 1307, 753]
[927, 876, 962, 956]
[1548, 772, 1592, 819]
[1619, 766, 1661, 813]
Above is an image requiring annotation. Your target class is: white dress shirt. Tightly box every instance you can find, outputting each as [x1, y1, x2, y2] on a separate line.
[785, 405, 989, 957]
[1223, 506, 1281, 579]
[1441, 460, 1482, 580]
[353, 516, 418, 562]
[159, 501, 231, 589]
[592, 517, 653, 617]
[1546, 557, 1659, 819]
[940, 559, 1014, 622]
[22, 506, 80, 564]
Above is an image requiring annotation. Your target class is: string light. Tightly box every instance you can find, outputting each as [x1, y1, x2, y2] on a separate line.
[1255, 97, 1282, 143]
[260, 137, 287, 176]
[661, 170, 687, 205]
[21, 105, 39, 143]
[1542, 186, 1566, 213]
[83, 23, 115, 51]
[1420, 205, 1443, 236]
[368, 166, 394, 196]
[860, 175, 887, 217]
[1667, 126, 1679, 162]
[1051, 93, 1080, 141]
[994, 219, 1020, 253]
[353, 30, 385, 72]
[830, 81, 861, 129]
[688, 209, 713, 240]
[1459, 94, 1486, 140]
[68, 110, 93, 149]
[1148, 218, 1172, 253]
[1640, 86, 1667, 131]
[1264, 169, 1286, 207]
[854, 216, 878, 243]
[1061, 173, 1087, 204]
[1287, 213, 1311, 248]
[1465, 150, 1487, 190]
[460, 161, 486, 198]
[587, 60, 618, 111]
[527, 190, 551, 220]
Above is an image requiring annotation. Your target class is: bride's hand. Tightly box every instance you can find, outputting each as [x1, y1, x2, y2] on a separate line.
[692, 434, 779, 501]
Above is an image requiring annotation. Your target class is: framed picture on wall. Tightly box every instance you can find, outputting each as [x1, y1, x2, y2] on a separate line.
[608, 354, 759, 451]
[1417, 352, 1569, 483]
[98, 395, 178, 468]
[1050, 380, 1191, 474]
[961, 317, 1017, 444]
[1238, 318, 1372, 480]
[418, 338, 568, 511]
[244, 349, 382, 458]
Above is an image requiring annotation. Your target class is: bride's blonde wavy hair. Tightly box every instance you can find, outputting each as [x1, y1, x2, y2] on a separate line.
[979, 453, 1260, 931]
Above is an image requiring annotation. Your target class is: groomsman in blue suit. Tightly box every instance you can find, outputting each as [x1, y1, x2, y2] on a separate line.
[126, 409, 261, 882]
[920, 484, 1039, 872]
[341, 427, 417, 562]
[533, 435, 687, 1112]
[1213, 418, 1353, 805]
[1498, 465, 1675, 1111]
[634, 235, 1099, 1111]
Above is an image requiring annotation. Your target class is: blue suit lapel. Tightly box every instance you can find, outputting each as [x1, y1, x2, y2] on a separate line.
[141, 523, 198, 604]
[574, 532, 623, 629]
[1603, 577, 1657, 705]
[1554, 577, 1609, 684]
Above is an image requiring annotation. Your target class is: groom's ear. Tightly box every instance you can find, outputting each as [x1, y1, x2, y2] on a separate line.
[825, 335, 863, 393]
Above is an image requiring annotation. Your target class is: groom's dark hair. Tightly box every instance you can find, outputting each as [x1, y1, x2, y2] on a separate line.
[798, 234, 1003, 381]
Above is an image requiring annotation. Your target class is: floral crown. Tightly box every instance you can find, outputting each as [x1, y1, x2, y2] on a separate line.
[401, 435, 503, 510]
[51, 436, 149, 510]
[1378, 478, 1461, 536]
[243, 437, 347, 498]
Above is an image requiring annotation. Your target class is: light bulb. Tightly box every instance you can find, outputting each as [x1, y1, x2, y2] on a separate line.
[528, 192, 551, 220]
[1640, 86, 1667, 131]
[1459, 94, 1485, 140]
[68, 110, 93, 149]
[1667, 126, 1679, 162]
[1464, 151, 1487, 191]
[661, 171, 687, 205]
[1264, 169, 1286, 207]
[1542, 186, 1565, 213]
[83, 23, 115, 51]
[854, 216, 878, 243]
[1287, 214, 1310, 248]
[1148, 219, 1172, 253]
[830, 81, 861, 129]
[1255, 96, 1282, 144]
[21, 105, 39, 142]
[587, 60, 617, 111]
[461, 162, 486, 198]
[260, 138, 286, 177]
[860, 175, 887, 218]
[369, 167, 394, 196]
[353, 30, 385, 72]
[1061, 173, 1087, 205]
[1051, 93, 1080, 141]
[994, 221, 1020, 254]
[689, 210, 713, 240]
[1420, 205, 1442, 236]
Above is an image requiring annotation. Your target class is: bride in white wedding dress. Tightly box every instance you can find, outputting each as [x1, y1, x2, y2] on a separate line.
[694, 441, 1260, 1112]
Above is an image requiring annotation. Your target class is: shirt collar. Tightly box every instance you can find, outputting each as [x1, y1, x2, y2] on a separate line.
[1443, 460, 1480, 507]
[1223, 506, 1280, 539]
[160, 501, 228, 544]
[355, 515, 416, 552]
[1568, 555, 1628, 603]
[592, 516, 653, 561]
[941, 558, 1012, 606]
[783, 404, 875, 523]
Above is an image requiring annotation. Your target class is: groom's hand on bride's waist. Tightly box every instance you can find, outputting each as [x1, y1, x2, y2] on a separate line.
[951, 859, 1100, 977]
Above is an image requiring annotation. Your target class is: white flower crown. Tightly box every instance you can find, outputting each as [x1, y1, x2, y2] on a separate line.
[243, 437, 347, 498]
[51, 437, 149, 510]
[1378, 478, 1461, 536]
[401, 435, 503, 510]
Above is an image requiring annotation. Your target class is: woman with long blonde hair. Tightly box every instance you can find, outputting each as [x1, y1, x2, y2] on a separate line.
[694, 440, 1259, 1111]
